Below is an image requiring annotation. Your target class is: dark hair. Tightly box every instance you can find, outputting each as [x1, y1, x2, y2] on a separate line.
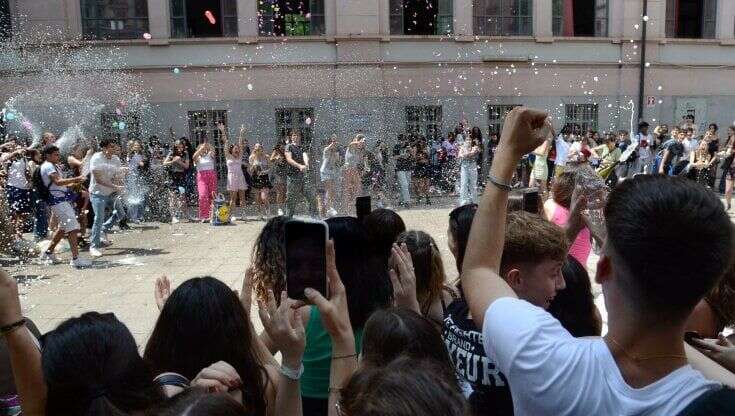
[470, 126, 482, 141]
[363, 208, 406, 259]
[551, 170, 575, 208]
[605, 176, 734, 322]
[42, 144, 59, 157]
[42, 312, 162, 416]
[155, 388, 251, 416]
[327, 217, 393, 328]
[448, 204, 477, 273]
[361, 308, 454, 379]
[548, 256, 602, 337]
[144, 277, 267, 415]
[339, 357, 466, 416]
[709, 123, 718, 131]
[638, 122, 649, 129]
[99, 138, 116, 149]
[395, 231, 446, 318]
[250, 216, 287, 304]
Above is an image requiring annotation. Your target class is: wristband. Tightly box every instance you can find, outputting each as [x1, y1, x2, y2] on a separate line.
[1, 318, 26, 335]
[487, 173, 512, 192]
[332, 353, 358, 360]
[279, 362, 304, 380]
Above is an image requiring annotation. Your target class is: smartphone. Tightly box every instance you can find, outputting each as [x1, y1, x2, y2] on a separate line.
[285, 219, 329, 302]
[522, 189, 540, 214]
[356, 196, 371, 221]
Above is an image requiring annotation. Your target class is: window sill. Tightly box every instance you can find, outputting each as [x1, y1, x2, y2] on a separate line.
[658, 37, 728, 45]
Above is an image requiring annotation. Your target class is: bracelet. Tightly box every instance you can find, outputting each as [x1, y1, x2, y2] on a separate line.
[487, 173, 512, 192]
[0, 318, 26, 336]
[278, 362, 304, 381]
[328, 387, 343, 394]
[332, 353, 358, 360]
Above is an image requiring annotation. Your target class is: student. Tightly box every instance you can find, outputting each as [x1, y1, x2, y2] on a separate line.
[36, 145, 91, 268]
[443, 208, 568, 416]
[284, 131, 318, 217]
[461, 107, 735, 415]
[548, 255, 603, 337]
[88, 138, 125, 257]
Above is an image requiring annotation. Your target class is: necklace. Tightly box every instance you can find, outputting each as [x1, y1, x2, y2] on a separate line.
[607, 336, 687, 362]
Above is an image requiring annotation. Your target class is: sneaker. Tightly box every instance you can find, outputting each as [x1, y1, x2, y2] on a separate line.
[38, 251, 58, 265]
[327, 208, 338, 217]
[70, 257, 92, 268]
[118, 222, 131, 230]
[171, 217, 180, 224]
[89, 247, 103, 257]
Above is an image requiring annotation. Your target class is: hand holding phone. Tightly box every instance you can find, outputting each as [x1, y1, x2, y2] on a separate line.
[285, 219, 329, 302]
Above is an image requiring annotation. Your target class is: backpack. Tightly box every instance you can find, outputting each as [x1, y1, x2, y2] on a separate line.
[32, 165, 51, 203]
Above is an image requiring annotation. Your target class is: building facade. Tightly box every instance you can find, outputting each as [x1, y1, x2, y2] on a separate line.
[2, 0, 735, 149]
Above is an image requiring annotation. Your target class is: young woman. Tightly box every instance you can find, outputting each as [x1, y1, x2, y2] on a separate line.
[343, 135, 366, 213]
[529, 126, 554, 196]
[543, 171, 592, 266]
[145, 276, 303, 416]
[179, 137, 197, 211]
[458, 137, 480, 205]
[363, 146, 388, 209]
[548, 255, 603, 337]
[2, 142, 34, 242]
[413, 138, 431, 205]
[441, 132, 459, 194]
[689, 139, 713, 187]
[470, 126, 485, 187]
[269, 142, 288, 216]
[320, 136, 340, 216]
[125, 140, 148, 222]
[192, 137, 218, 222]
[249, 143, 273, 220]
[249, 216, 288, 305]
[394, 231, 455, 326]
[66, 144, 94, 239]
[222, 124, 248, 220]
[163, 140, 190, 223]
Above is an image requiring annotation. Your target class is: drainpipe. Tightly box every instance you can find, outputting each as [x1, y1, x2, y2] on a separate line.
[637, 0, 649, 123]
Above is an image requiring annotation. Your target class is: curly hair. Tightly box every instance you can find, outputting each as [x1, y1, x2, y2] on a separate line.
[250, 216, 288, 304]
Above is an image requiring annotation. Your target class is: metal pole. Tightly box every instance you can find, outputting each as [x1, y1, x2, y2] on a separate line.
[637, 0, 649, 123]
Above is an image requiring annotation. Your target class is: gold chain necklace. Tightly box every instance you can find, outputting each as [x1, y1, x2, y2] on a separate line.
[607, 336, 687, 362]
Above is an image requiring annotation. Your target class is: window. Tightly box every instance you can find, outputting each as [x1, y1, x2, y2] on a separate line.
[666, 0, 717, 39]
[405, 106, 442, 139]
[487, 104, 520, 136]
[276, 108, 315, 147]
[390, 0, 453, 35]
[564, 104, 598, 134]
[188, 110, 228, 181]
[473, 0, 532, 36]
[80, 0, 149, 40]
[0, 0, 11, 39]
[552, 0, 608, 37]
[259, 0, 324, 36]
[101, 112, 142, 141]
[171, 0, 237, 38]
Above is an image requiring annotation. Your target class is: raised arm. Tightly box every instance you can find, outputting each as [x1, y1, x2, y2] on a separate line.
[461, 108, 548, 329]
[219, 123, 232, 159]
[192, 144, 207, 162]
[0, 269, 46, 416]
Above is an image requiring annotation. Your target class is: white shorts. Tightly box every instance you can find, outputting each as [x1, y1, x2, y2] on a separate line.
[50, 201, 80, 232]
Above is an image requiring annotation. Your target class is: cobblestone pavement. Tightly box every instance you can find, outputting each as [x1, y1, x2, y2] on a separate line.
[10, 200, 491, 346]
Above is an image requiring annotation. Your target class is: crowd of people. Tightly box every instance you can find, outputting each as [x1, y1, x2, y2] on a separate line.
[1, 107, 735, 416]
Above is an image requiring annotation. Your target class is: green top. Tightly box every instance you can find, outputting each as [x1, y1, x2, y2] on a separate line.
[300, 306, 363, 399]
[594, 144, 622, 166]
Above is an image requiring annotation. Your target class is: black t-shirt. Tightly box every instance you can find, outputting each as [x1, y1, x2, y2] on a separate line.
[661, 139, 684, 158]
[286, 143, 305, 177]
[393, 143, 413, 172]
[677, 387, 735, 415]
[443, 298, 514, 416]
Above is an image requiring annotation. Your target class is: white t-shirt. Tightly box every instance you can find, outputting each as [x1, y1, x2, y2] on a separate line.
[483, 297, 720, 416]
[196, 153, 216, 172]
[683, 138, 699, 161]
[89, 152, 121, 196]
[7, 158, 29, 189]
[555, 136, 571, 167]
[40, 161, 68, 200]
[634, 133, 653, 159]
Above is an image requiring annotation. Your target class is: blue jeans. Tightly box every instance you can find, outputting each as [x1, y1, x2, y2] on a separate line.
[90, 193, 122, 248]
[459, 162, 478, 206]
[33, 199, 48, 240]
[396, 170, 412, 203]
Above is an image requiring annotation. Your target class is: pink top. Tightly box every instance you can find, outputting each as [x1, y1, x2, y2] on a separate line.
[551, 203, 592, 266]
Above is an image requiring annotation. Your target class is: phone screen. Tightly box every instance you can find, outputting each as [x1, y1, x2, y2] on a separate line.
[523, 190, 540, 214]
[285, 220, 328, 302]
[356, 196, 371, 221]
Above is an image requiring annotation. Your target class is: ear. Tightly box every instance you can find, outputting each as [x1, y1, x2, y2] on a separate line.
[504, 268, 523, 292]
[595, 253, 612, 285]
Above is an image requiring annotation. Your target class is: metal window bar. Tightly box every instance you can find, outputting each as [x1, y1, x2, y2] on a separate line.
[405, 106, 442, 140]
[81, 0, 149, 40]
[258, 0, 324, 36]
[170, 0, 237, 38]
[101, 112, 141, 142]
[487, 104, 520, 136]
[187, 110, 229, 183]
[564, 104, 598, 134]
[390, 0, 453, 35]
[275, 108, 315, 148]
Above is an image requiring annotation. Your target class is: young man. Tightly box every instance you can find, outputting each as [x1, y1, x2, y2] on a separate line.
[635, 121, 654, 175]
[284, 131, 318, 217]
[88, 139, 125, 257]
[443, 209, 567, 416]
[37, 145, 91, 268]
[659, 129, 687, 176]
[461, 107, 734, 415]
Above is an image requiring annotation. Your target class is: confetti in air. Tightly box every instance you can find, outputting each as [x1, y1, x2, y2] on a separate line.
[205, 10, 216, 25]
[247, 83, 253, 91]
[143, 32, 152, 40]
[173, 68, 181, 74]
